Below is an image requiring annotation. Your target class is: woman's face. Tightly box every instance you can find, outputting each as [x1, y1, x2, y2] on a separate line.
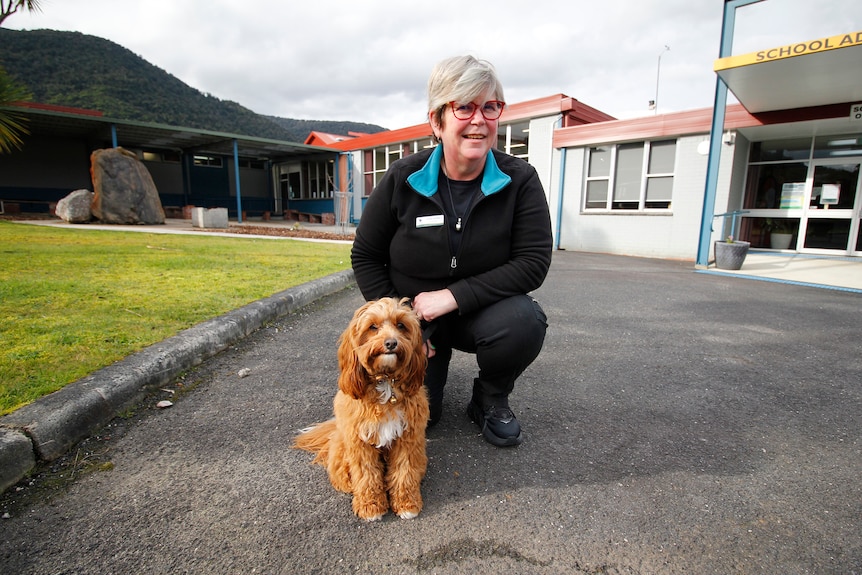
[431, 88, 500, 179]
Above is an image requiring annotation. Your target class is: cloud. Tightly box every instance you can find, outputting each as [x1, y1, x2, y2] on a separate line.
[8, 0, 862, 129]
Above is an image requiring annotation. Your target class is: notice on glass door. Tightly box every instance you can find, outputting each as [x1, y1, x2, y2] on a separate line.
[821, 183, 840, 205]
[780, 182, 805, 209]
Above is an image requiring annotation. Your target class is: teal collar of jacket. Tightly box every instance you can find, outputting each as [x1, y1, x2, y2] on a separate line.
[406, 145, 512, 198]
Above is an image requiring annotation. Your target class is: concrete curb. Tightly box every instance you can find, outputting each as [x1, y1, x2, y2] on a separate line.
[0, 269, 355, 493]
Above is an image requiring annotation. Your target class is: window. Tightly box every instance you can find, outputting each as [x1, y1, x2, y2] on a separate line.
[277, 160, 334, 199]
[749, 138, 812, 162]
[813, 134, 862, 159]
[193, 155, 222, 167]
[584, 140, 676, 211]
[362, 142, 433, 196]
[238, 159, 266, 169]
[140, 150, 180, 163]
[613, 143, 643, 209]
[363, 146, 395, 193]
[585, 146, 611, 209]
[645, 140, 675, 208]
[302, 160, 334, 199]
[497, 122, 530, 161]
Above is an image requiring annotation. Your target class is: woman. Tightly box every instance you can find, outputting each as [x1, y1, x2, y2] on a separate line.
[351, 55, 552, 447]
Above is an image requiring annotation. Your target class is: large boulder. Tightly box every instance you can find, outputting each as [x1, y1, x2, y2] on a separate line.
[55, 189, 94, 223]
[90, 147, 165, 225]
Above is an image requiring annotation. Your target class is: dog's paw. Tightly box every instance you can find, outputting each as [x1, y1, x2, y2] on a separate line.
[390, 494, 422, 519]
[353, 497, 388, 521]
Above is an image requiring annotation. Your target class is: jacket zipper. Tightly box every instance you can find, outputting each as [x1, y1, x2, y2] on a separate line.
[448, 193, 484, 274]
[417, 179, 484, 274]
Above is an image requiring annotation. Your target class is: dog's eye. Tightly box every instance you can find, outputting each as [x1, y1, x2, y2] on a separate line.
[369, 323, 379, 331]
[397, 322, 407, 331]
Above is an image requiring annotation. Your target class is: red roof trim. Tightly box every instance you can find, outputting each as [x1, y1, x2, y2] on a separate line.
[552, 101, 856, 148]
[320, 94, 616, 152]
[11, 101, 104, 117]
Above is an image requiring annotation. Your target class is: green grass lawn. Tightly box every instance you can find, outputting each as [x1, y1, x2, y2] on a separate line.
[0, 221, 352, 415]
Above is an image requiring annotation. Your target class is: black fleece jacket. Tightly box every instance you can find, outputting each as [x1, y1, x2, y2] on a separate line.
[351, 145, 553, 315]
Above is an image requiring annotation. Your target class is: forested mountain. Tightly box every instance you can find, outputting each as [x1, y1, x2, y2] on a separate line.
[0, 28, 386, 142]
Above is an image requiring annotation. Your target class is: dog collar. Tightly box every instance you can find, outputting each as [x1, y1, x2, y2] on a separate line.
[374, 376, 398, 404]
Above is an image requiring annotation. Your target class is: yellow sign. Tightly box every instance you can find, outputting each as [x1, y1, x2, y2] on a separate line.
[715, 30, 862, 71]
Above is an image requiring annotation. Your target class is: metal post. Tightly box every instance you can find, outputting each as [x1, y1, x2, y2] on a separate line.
[695, 0, 764, 267]
[555, 147, 566, 251]
[654, 46, 670, 115]
[233, 139, 242, 223]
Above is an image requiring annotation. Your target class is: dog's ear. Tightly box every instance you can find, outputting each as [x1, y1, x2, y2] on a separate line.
[396, 298, 428, 395]
[336, 301, 373, 399]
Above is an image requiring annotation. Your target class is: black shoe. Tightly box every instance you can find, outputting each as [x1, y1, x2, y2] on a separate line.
[424, 383, 444, 428]
[467, 399, 523, 447]
[427, 401, 442, 428]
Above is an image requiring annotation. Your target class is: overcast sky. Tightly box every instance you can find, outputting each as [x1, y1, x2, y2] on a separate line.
[7, 0, 862, 130]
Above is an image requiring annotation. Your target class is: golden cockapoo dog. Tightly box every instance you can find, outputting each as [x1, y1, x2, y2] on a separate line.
[293, 297, 429, 521]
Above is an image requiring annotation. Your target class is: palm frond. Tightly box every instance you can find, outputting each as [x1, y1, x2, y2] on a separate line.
[0, 67, 31, 153]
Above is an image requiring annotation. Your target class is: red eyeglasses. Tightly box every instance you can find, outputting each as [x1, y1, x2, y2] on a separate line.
[448, 100, 505, 121]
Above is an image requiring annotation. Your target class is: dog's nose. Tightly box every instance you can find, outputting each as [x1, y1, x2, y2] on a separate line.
[384, 338, 398, 352]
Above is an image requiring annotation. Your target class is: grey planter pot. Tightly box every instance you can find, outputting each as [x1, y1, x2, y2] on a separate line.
[770, 232, 793, 250]
[714, 240, 750, 270]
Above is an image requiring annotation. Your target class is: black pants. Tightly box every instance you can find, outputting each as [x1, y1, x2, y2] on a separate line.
[424, 294, 547, 423]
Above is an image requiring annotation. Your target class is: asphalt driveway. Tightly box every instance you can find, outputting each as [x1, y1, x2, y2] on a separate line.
[1, 251, 860, 574]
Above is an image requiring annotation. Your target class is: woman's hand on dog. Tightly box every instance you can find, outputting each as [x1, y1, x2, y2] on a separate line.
[413, 289, 457, 359]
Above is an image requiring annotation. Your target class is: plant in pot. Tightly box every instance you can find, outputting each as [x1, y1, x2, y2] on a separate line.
[764, 218, 794, 250]
[714, 234, 750, 270]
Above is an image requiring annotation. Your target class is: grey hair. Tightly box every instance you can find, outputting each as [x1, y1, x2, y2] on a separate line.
[427, 55, 505, 136]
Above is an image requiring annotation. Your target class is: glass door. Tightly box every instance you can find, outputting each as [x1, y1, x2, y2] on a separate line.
[800, 160, 861, 255]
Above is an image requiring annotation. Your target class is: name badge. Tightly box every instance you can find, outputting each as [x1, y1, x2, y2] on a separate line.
[416, 214, 445, 228]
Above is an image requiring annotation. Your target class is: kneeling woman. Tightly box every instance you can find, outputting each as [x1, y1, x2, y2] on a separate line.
[351, 55, 552, 447]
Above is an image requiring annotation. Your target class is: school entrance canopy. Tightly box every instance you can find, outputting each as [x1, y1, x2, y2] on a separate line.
[715, 30, 862, 115]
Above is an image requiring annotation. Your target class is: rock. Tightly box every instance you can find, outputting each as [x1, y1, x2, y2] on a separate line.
[90, 147, 166, 225]
[55, 189, 94, 223]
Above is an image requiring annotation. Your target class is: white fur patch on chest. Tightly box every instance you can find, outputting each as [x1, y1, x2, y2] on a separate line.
[359, 408, 407, 449]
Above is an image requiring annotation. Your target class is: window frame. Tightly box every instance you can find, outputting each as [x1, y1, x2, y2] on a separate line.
[362, 139, 436, 196]
[583, 139, 676, 212]
[497, 121, 530, 161]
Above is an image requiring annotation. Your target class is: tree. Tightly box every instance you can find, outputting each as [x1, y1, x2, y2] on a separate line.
[1, 1, 41, 151]
[0, 0, 42, 27]
[0, 68, 30, 153]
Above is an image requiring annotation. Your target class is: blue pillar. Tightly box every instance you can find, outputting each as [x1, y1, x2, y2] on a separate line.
[233, 139, 242, 223]
[111, 124, 118, 148]
[347, 153, 356, 223]
[555, 147, 567, 251]
[696, 0, 763, 267]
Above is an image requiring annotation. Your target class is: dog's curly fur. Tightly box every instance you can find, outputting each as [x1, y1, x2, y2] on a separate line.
[293, 297, 429, 521]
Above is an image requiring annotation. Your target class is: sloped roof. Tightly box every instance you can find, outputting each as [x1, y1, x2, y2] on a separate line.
[317, 94, 616, 152]
[304, 131, 354, 146]
[9, 102, 336, 161]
